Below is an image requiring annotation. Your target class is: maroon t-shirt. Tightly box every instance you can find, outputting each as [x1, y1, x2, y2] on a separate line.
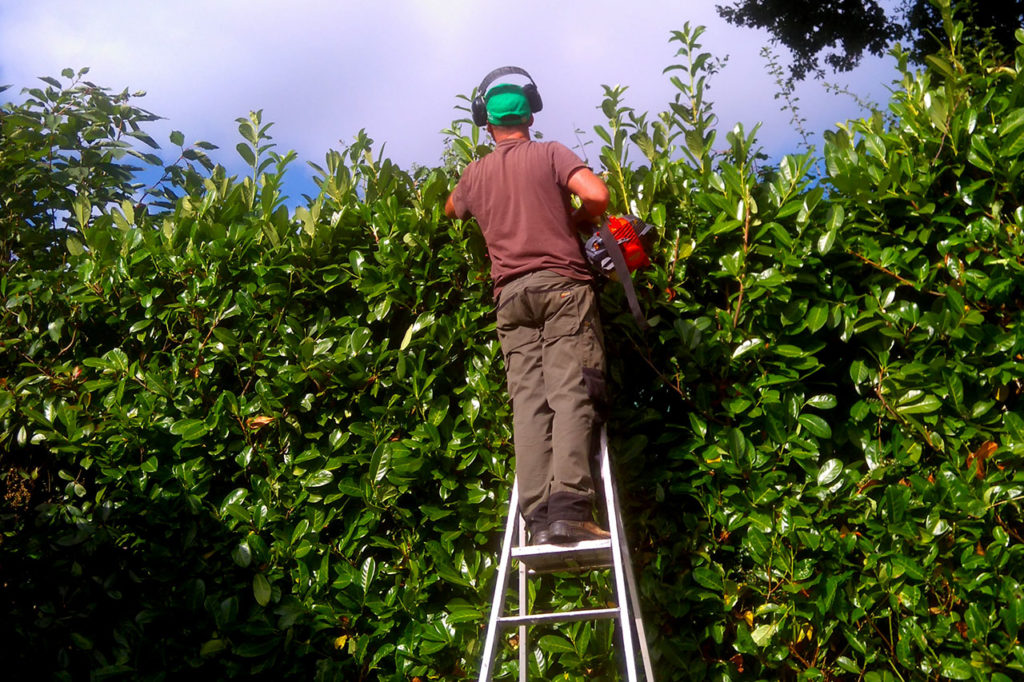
[450, 138, 593, 296]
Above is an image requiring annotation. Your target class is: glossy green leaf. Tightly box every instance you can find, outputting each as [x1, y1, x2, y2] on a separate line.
[170, 419, 210, 440]
[303, 470, 333, 488]
[817, 459, 843, 486]
[538, 634, 575, 653]
[895, 393, 942, 415]
[733, 337, 763, 359]
[751, 622, 778, 647]
[253, 574, 271, 606]
[806, 303, 828, 332]
[232, 541, 252, 568]
[360, 557, 377, 595]
[805, 394, 837, 409]
[939, 656, 973, 680]
[798, 414, 832, 439]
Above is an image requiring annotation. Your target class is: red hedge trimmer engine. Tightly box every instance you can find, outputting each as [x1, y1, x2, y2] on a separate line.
[584, 215, 656, 275]
[584, 215, 656, 328]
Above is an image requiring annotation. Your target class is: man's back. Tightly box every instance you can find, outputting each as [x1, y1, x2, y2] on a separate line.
[449, 138, 593, 292]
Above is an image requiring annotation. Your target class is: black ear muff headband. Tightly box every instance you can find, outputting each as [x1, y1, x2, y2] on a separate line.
[471, 66, 543, 127]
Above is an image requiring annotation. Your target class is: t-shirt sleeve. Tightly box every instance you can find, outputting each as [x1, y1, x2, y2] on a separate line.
[548, 142, 588, 187]
[450, 167, 475, 219]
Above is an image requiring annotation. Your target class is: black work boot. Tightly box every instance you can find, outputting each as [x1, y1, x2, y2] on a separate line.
[529, 524, 552, 546]
[548, 519, 611, 543]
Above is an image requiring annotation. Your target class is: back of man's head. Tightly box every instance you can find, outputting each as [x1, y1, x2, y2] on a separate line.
[485, 83, 532, 126]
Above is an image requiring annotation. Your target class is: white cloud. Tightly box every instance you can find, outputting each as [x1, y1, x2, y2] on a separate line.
[1, 0, 898, 197]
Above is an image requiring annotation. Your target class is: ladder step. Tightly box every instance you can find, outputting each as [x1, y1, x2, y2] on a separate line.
[498, 607, 620, 627]
[511, 539, 612, 573]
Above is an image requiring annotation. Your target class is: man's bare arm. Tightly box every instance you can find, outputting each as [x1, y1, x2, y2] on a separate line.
[567, 168, 610, 228]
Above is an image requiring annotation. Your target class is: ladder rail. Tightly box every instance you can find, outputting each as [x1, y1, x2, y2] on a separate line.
[602, 428, 656, 680]
[518, 518, 528, 681]
[479, 477, 521, 681]
[617, 502, 656, 679]
[600, 427, 640, 682]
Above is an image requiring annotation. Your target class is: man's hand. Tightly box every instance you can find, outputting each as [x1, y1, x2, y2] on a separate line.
[570, 205, 599, 234]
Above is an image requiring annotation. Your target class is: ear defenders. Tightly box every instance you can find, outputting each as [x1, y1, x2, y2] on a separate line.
[471, 66, 543, 127]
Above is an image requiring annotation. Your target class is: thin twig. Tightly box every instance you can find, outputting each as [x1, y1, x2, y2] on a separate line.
[849, 250, 945, 297]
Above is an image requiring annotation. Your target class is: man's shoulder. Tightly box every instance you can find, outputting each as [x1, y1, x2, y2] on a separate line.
[460, 151, 492, 180]
[508, 140, 583, 168]
[539, 139, 574, 151]
[538, 140, 587, 175]
[523, 139, 575, 154]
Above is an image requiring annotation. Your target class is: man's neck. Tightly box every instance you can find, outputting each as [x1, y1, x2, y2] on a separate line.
[491, 128, 531, 144]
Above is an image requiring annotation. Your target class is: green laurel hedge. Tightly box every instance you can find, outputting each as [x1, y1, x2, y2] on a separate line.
[2, 16, 1023, 682]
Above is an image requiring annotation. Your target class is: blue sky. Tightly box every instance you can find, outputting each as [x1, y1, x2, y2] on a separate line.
[0, 1, 899, 200]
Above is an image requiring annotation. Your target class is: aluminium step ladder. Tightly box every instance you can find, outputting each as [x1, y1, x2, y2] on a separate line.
[478, 425, 655, 680]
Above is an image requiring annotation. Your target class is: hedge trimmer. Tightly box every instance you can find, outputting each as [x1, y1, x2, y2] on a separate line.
[584, 214, 656, 327]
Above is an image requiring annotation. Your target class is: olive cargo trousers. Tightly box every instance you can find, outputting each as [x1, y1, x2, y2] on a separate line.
[495, 270, 606, 531]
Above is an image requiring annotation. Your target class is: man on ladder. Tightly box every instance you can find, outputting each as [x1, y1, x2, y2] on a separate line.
[445, 66, 612, 546]
[447, 67, 656, 681]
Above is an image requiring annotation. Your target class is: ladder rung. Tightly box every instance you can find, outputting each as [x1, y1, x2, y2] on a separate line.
[498, 607, 620, 627]
[512, 539, 612, 573]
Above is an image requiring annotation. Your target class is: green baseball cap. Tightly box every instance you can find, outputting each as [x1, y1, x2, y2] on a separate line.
[485, 83, 531, 125]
